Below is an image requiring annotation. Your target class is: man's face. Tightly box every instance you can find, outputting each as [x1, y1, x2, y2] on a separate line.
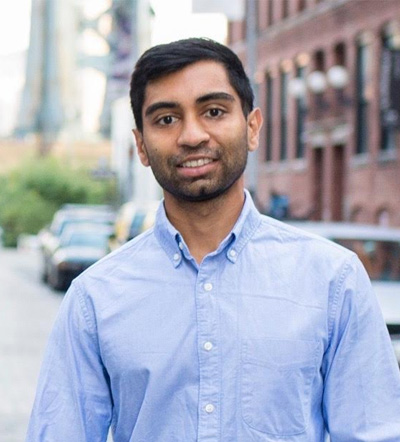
[134, 60, 262, 203]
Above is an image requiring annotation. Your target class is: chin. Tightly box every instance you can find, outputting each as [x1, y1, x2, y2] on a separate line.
[171, 184, 235, 203]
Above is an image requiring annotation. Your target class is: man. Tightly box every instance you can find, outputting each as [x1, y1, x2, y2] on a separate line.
[27, 38, 400, 441]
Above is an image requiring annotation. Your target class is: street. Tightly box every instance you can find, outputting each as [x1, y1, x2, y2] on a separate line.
[0, 247, 63, 442]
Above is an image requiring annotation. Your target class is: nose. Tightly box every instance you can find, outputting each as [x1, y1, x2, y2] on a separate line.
[177, 115, 210, 148]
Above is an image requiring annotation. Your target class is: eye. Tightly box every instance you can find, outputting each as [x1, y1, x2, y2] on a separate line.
[156, 115, 177, 126]
[205, 108, 225, 118]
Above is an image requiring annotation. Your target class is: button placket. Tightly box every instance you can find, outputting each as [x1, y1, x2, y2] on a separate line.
[196, 266, 220, 440]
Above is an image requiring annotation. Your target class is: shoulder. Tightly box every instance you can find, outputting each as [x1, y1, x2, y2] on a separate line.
[73, 227, 160, 288]
[257, 215, 354, 257]
[249, 215, 362, 286]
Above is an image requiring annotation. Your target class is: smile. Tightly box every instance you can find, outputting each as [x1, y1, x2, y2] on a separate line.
[180, 158, 214, 168]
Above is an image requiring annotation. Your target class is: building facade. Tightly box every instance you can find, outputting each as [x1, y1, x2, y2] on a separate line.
[229, 0, 400, 226]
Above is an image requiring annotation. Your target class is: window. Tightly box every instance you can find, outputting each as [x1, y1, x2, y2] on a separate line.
[380, 33, 398, 151]
[265, 74, 274, 161]
[355, 42, 369, 154]
[335, 238, 400, 282]
[295, 66, 307, 158]
[315, 50, 325, 71]
[298, 0, 306, 12]
[334, 42, 346, 66]
[267, 0, 274, 26]
[307, 50, 327, 114]
[280, 71, 289, 161]
[282, 0, 289, 19]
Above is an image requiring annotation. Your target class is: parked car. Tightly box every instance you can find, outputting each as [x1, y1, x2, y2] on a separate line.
[287, 221, 400, 365]
[110, 200, 160, 250]
[48, 205, 116, 238]
[39, 204, 116, 282]
[47, 223, 113, 291]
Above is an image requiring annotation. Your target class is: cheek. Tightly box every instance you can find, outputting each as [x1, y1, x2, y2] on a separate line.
[143, 131, 171, 153]
[143, 144, 168, 170]
[214, 120, 247, 143]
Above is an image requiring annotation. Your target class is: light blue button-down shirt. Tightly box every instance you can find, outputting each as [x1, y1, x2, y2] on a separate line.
[27, 191, 400, 441]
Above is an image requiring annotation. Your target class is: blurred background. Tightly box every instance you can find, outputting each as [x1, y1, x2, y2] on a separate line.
[1, 0, 400, 440]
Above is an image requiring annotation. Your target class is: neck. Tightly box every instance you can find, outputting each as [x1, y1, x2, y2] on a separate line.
[164, 185, 245, 264]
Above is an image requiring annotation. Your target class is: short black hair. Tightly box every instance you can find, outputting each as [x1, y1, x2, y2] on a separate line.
[130, 38, 254, 132]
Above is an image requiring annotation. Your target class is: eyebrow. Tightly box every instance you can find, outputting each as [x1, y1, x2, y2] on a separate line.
[145, 101, 178, 117]
[195, 92, 235, 105]
[144, 92, 236, 118]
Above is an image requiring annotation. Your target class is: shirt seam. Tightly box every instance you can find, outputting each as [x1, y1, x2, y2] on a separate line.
[327, 254, 356, 344]
[73, 279, 98, 344]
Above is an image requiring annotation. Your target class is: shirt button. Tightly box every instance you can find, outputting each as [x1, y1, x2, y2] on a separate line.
[228, 249, 237, 258]
[173, 253, 180, 261]
[204, 283, 213, 291]
[205, 404, 215, 413]
[178, 242, 184, 250]
[203, 341, 213, 351]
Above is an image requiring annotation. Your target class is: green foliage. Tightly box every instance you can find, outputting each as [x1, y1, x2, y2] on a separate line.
[0, 157, 117, 247]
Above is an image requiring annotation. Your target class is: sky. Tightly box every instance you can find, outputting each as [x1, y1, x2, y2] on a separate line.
[0, 0, 32, 56]
[0, 0, 227, 55]
[0, 0, 31, 134]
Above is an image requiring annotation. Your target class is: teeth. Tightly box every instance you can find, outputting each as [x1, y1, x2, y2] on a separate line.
[181, 158, 213, 168]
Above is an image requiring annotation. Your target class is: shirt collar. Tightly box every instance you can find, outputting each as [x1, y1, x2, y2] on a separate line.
[154, 189, 262, 267]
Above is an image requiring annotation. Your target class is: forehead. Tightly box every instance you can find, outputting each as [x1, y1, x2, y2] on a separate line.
[143, 60, 238, 107]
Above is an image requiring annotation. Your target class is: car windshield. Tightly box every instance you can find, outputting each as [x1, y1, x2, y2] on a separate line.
[52, 216, 114, 236]
[62, 232, 109, 248]
[334, 238, 400, 282]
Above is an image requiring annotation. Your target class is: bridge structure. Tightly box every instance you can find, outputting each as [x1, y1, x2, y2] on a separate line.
[15, 0, 149, 154]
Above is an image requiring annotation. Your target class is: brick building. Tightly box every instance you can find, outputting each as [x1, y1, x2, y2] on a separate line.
[229, 0, 400, 226]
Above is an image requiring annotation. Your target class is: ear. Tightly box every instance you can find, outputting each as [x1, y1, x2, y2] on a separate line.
[133, 129, 150, 167]
[247, 108, 263, 152]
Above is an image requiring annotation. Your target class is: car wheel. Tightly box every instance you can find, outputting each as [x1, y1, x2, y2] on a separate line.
[48, 268, 65, 291]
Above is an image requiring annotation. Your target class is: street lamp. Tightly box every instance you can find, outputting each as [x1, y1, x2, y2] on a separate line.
[289, 65, 351, 108]
[288, 77, 307, 98]
[327, 65, 349, 89]
[307, 70, 328, 94]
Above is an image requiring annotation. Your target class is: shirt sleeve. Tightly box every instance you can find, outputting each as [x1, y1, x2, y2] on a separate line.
[322, 255, 400, 441]
[26, 280, 112, 442]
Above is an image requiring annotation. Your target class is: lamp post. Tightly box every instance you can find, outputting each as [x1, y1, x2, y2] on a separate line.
[289, 65, 353, 222]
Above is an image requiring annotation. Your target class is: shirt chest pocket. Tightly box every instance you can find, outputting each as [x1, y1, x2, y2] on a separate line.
[241, 338, 321, 437]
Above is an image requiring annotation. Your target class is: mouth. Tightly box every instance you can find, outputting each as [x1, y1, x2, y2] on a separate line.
[178, 158, 214, 168]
